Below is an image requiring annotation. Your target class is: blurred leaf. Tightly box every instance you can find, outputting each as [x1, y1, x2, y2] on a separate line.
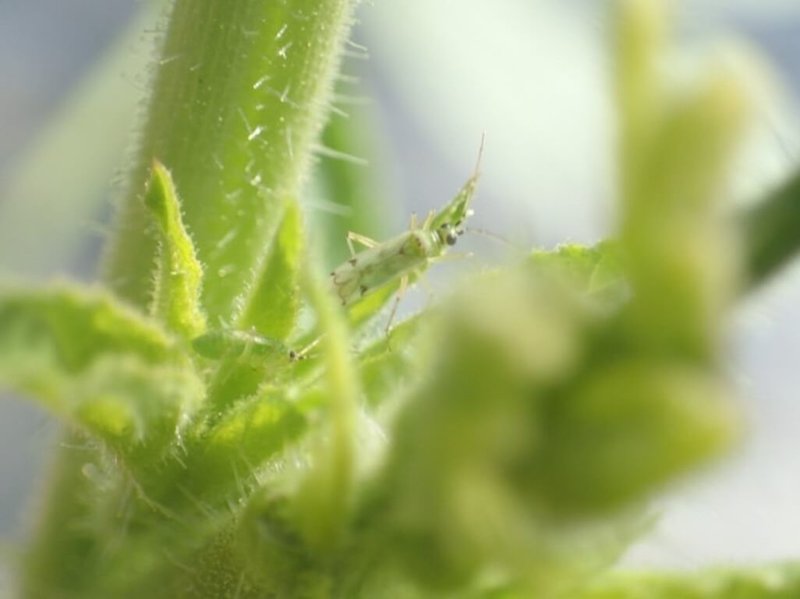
[373, 269, 594, 591]
[236, 198, 303, 341]
[740, 168, 800, 289]
[236, 492, 330, 596]
[529, 360, 739, 515]
[529, 241, 627, 306]
[615, 0, 749, 363]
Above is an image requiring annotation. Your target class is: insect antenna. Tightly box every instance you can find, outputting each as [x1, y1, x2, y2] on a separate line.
[473, 132, 487, 178]
[464, 226, 520, 250]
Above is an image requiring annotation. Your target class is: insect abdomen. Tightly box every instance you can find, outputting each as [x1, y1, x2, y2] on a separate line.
[330, 230, 437, 306]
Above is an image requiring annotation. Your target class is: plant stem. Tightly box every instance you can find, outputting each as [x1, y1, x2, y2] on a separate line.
[104, 0, 358, 322]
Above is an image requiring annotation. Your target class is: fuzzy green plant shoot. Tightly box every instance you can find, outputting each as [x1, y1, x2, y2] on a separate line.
[4, 0, 800, 597]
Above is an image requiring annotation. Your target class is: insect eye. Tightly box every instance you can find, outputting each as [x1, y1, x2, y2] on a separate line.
[445, 231, 458, 245]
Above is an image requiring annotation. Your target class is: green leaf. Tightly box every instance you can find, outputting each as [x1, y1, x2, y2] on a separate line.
[144, 159, 207, 339]
[372, 270, 594, 590]
[0, 285, 174, 368]
[740, 168, 800, 290]
[0, 285, 201, 454]
[188, 386, 306, 500]
[529, 241, 627, 305]
[236, 198, 303, 340]
[369, 264, 736, 591]
[529, 360, 739, 515]
[194, 327, 300, 421]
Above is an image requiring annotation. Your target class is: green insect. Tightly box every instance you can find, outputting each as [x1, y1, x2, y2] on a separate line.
[329, 138, 484, 315]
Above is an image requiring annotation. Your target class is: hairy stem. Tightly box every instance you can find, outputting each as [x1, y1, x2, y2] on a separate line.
[104, 0, 358, 322]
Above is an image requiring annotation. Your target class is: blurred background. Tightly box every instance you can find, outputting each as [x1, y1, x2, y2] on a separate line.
[2, 0, 800, 576]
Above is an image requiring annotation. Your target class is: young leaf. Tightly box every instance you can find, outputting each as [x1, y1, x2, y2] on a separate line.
[235, 198, 303, 340]
[144, 159, 207, 339]
[529, 242, 627, 306]
[193, 328, 297, 419]
[357, 312, 424, 408]
[187, 385, 306, 500]
[739, 167, 800, 289]
[0, 285, 201, 455]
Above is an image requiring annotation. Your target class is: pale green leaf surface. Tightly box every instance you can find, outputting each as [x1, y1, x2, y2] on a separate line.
[0, 285, 175, 368]
[187, 386, 306, 500]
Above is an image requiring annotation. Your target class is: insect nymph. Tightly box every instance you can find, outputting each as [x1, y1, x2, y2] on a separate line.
[329, 140, 484, 310]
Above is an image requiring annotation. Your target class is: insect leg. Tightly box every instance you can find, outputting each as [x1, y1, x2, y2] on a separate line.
[290, 336, 322, 361]
[421, 210, 435, 231]
[385, 274, 409, 336]
[346, 231, 380, 256]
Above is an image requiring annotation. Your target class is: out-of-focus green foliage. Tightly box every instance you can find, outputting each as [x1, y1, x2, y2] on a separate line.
[3, 0, 800, 597]
[578, 563, 800, 598]
[740, 168, 800, 287]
